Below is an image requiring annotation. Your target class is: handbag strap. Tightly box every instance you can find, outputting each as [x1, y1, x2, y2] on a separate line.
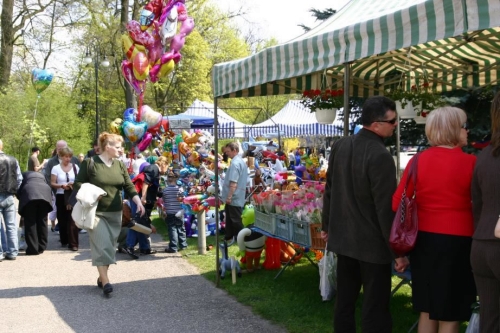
[402, 152, 421, 198]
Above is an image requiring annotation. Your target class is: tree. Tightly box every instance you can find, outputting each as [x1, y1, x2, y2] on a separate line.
[298, 8, 337, 32]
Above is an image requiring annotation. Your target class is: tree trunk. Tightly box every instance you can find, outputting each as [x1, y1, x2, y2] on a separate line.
[0, 0, 14, 89]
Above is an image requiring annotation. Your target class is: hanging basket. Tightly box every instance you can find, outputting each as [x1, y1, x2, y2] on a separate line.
[395, 100, 422, 119]
[315, 108, 338, 124]
[413, 110, 430, 124]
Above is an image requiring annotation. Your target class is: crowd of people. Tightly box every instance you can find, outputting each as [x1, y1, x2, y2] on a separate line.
[1, 93, 500, 330]
[0, 133, 192, 296]
[322, 95, 500, 333]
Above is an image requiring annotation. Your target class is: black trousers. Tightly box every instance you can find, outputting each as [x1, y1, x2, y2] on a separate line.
[23, 200, 48, 255]
[334, 254, 392, 333]
[55, 194, 79, 248]
[224, 205, 243, 240]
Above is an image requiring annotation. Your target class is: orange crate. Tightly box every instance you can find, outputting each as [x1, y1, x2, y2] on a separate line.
[309, 223, 326, 249]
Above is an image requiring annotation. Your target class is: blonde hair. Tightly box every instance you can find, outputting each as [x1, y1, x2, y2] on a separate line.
[425, 106, 467, 146]
[58, 147, 73, 157]
[98, 132, 124, 152]
[156, 156, 168, 167]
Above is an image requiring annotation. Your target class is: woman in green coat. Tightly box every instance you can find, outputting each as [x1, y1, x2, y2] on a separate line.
[74, 132, 145, 296]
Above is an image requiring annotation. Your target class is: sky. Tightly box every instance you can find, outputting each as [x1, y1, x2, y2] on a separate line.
[215, 0, 351, 43]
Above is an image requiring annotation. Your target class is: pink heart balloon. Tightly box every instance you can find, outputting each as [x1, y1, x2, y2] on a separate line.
[179, 17, 195, 35]
[133, 52, 149, 81]
[137, 132, 153, 151]
[121, 61, 144, 94]
[170, 33, 185, 52]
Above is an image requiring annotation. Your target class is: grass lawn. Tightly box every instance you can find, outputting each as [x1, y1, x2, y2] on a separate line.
[152, 216, 469, 333]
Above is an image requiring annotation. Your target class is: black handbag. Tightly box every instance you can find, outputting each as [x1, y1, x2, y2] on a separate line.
[68, 157, 94, 207]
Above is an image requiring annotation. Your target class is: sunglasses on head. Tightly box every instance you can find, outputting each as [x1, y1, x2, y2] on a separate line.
[376, 117, 398, 125]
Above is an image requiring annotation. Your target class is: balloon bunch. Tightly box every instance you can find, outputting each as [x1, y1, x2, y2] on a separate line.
[110, 104, 172, 155]
[121, 0, 195, 94]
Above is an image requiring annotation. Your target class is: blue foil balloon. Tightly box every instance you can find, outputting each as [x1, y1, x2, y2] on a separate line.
[31, 68, 54, 94]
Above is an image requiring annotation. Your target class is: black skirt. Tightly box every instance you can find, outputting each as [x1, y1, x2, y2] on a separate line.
[410, 231, 476, 321]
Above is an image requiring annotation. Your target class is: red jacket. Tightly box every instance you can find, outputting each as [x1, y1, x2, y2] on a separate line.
[132, 173, 145, 194]
[392, 147, 476, 236]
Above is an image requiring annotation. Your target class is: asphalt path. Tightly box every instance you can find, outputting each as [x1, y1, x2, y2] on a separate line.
[0, 216, 286, 333]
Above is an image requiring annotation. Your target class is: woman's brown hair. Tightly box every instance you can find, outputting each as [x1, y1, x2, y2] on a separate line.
[491, 91, 500, 156]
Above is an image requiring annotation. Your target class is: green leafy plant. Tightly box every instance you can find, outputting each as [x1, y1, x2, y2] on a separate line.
[386, 82, 446, 114]
[300, 89, 344, 112]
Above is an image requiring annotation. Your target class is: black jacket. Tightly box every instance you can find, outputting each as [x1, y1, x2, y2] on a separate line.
[322, 129, 397, 264]
[17, 171, 53, 217]
[0, 152, 20, 195]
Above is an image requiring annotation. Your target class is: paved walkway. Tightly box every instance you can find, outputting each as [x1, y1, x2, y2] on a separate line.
[0, 221, 286, 333]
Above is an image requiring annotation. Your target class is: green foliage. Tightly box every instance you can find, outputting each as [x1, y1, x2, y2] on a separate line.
[0, 81, 91, 170]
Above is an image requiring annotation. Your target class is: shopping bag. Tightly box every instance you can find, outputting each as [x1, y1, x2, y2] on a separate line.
[465, 302, 480, 333]
[465, 313, 479, 333]
[318, 246, 337, 301]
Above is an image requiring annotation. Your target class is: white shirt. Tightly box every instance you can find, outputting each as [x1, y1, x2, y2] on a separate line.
[51, 163, 79, 194]
[132, 157, 145, 175]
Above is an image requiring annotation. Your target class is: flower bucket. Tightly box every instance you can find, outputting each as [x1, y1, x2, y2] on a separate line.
[315, 108, 337, 124]
[395, 100, 422, 119]
[413, 115, 427, 124]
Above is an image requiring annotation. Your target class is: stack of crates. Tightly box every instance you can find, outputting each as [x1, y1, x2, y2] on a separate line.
[254, 210, 276, 234]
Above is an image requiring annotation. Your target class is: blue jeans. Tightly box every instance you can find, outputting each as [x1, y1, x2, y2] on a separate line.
[0, 219, 7, 252]
[0, 194, 18, 258]
[165, 214, 187, 251]
[126, 199, 150, 250]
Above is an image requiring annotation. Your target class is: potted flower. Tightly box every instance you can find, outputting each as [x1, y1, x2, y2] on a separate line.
[301, 89, 344, 124]
[386, 82, 445, 120]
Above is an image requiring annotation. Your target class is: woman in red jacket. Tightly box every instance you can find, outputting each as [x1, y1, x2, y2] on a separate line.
[393, 106, 476, 333]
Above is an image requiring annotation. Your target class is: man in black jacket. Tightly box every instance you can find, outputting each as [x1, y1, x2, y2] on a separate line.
[0, 139, 23, 261]
[321, 96, 409, 333]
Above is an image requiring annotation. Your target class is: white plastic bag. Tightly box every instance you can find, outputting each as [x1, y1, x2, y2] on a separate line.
[318, 247, 337, 301]
[465, 312, 479, 333]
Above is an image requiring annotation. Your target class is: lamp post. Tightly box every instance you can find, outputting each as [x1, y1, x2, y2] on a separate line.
[84, 46, 110, 141]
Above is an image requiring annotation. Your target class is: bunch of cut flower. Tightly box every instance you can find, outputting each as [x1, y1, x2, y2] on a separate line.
[275, 181, 325, 222]
[252, 190, 282, 214]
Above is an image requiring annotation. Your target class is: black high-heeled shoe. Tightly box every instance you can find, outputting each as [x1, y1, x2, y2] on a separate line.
[103, 283, 113, 295]
[97, 278, 103, 289]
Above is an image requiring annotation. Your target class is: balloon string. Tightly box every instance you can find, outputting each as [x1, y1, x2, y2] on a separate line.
[27, 96, 40, 169]
[137, 92, 144, 122]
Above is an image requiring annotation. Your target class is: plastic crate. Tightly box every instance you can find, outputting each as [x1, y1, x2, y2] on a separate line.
[254, 210, 276, 234]
[289, 218, 312, 246]
[274, 214, 293, 239]
[309, 223, 326, 249]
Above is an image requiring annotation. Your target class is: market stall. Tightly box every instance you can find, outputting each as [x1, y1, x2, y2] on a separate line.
[209, 0, 500, 286]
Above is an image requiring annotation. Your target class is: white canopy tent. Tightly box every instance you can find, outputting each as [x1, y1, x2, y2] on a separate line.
[248, 100, 352, 138]
[181, 99, 247, 138]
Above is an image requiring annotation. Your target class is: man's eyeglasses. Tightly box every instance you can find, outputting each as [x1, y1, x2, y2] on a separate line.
[462, 122, 469, 130]
[376, 118, 398, 125]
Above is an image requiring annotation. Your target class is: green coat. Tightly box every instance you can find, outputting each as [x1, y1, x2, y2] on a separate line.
[74, 156, 137, 212]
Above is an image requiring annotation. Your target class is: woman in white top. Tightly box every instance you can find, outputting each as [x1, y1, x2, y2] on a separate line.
[51, 147, 80, 251]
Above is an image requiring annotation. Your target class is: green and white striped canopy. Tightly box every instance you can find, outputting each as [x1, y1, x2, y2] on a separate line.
[211, 0, 500, 98]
